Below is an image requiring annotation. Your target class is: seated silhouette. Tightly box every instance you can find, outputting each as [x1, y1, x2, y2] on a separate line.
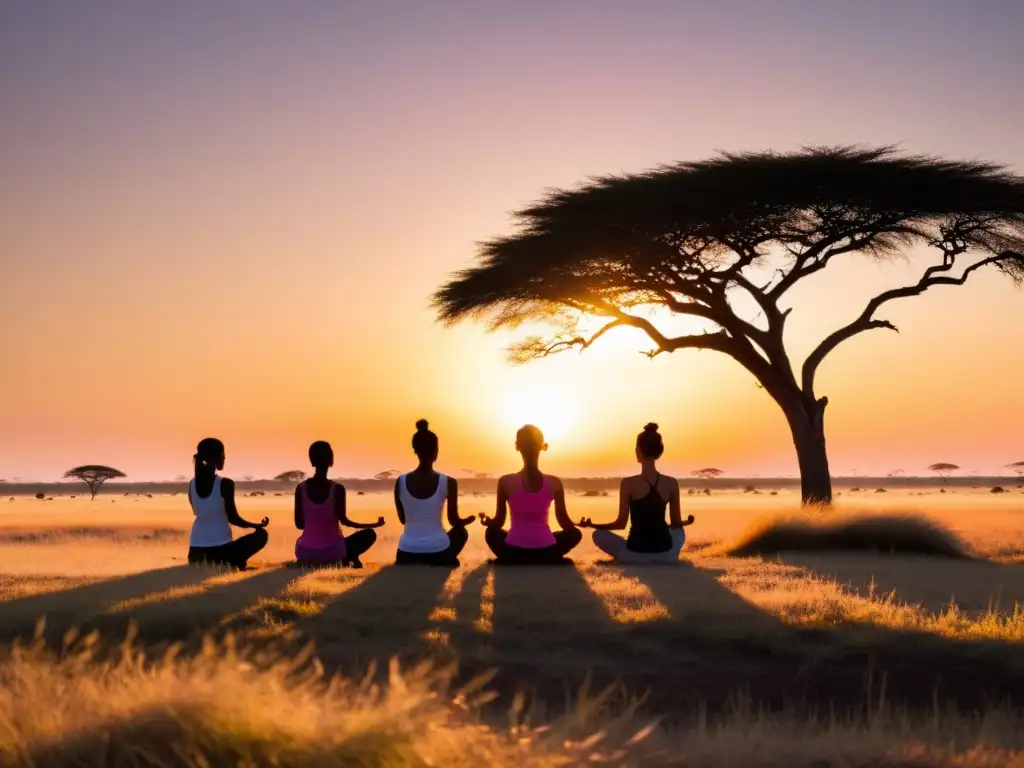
[394, 420, 475, 567]
[187, 437, 269, 569]
[579, 423, 693, 564]
[294, 441, 383, 568]
[482, 424, 582, 565]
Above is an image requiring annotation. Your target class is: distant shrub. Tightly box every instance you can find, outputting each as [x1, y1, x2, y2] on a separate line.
[687, 488, 696, 496]
[769, 491, 778, 496]
[939, 488, 946, 494]
[875, 488, 887, 493]
[721, 513, 969, 559]
[702, 488, 711, 496]
[357, 491, 365, 496]
[70, 495, 76, 499]
[582, 489, 609, 497]
[34, 493, 44, 500]
[991, 486, 1007, 494]
[743, 485, 756, 493]
[850, 487, 861, 492]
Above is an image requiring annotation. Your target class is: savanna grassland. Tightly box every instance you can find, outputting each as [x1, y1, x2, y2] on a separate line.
[1, 487, 1023, 766]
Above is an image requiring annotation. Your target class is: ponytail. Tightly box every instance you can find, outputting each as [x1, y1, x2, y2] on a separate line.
[193, 438, 224, 482]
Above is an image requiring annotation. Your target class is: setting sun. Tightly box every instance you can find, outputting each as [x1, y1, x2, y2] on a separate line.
[501, 384, 578, 442]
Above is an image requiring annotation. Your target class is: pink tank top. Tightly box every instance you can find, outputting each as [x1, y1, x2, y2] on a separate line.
[297, 481, 346, 552]
[506, 474, 557, 549]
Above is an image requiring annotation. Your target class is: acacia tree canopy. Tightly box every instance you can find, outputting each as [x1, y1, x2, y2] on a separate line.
[691, 468, 724, 479]
[63, 465, 126, 499]
[433, 146, 1024, 504]
[274, 470, 307, 483]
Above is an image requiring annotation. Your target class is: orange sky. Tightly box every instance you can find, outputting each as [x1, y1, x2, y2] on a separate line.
[1, 3, 1023, 481]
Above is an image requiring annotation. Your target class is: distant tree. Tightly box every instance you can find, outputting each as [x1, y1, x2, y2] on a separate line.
[691, 468, 724, 479]
[35, 492, 45, 500]
[887, 469, 905, 477]
[433, 147, 1024, 505]
[274, 470, 306, 484]
[928, 463, 960, 482]
[1006, 461, 1024, 477]
[373, 470, 400, 482]
[63, 465, 125, 499]
[174, 474, 187, 483]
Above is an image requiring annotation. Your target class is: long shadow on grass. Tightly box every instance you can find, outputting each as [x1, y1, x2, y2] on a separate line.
[294, 564, 453, 678]
[442, 563, 635, 716]
[0, 565, 213, 642]
[625, 561, 1024, 714]
[778, 553, 1024, 615]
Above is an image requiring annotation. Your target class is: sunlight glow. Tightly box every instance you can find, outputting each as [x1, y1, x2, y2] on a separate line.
[501, 384, 579, 441]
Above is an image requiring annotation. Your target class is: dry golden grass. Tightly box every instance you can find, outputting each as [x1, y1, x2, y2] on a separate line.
[1, 630, 1023, 768]
[0, 491, 1022, 764]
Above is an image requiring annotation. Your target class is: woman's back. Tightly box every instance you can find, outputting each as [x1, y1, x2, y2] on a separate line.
[397, 472, 450, 553]
[297, 480, 343, 549]
[189, 476, 233, 547]
[626, 474, 672, 553]
[506, 473, 556, 548]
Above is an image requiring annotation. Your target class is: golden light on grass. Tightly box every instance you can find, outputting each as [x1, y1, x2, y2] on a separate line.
[584, 568, 670, 624]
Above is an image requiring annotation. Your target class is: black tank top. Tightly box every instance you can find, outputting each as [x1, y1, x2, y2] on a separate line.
[626, 474, 673, 553]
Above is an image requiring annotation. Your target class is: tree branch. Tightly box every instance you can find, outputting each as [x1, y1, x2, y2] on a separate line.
[801, 250, 1017, 393]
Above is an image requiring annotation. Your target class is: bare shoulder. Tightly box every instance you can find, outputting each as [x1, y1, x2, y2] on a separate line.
[547, 474, 564, 492]
[497, 474, 516, 492]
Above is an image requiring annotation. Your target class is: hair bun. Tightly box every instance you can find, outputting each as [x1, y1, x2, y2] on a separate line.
[415, 419, 429, 432]
[643, 422, 659, 433]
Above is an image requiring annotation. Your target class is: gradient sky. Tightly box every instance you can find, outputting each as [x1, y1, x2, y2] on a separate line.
[2, 0, 1023, 482]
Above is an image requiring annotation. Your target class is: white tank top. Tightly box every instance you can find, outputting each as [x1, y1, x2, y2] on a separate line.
[396, 472, 450, 554]
[189, 476, 233, 547]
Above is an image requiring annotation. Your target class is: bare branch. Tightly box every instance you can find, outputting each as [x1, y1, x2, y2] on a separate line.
[801, 250, 1019, 393]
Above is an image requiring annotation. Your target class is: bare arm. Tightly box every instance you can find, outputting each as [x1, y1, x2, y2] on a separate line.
[394, 479, 406, 525]
[222, 478, 269, 529]
[338, 484, 385, 529]
[580, 479, 629, 530]
[480, 478, 508, 528]
[446, 476, 475, 527]
[294, 486, 304, 530]
[667, 478, 695, 528]
[551, 477, 576, 531]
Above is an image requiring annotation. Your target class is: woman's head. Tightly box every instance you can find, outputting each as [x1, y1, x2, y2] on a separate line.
[308, 441, 334, 472]
[636, 423, 664, 461]
[194, 437, 225, 479]
[412, 419, 438, 462]
[515, 424, 547, 463]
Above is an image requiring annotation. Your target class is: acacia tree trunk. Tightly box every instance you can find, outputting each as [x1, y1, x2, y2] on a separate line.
[782, 395, 833, 505]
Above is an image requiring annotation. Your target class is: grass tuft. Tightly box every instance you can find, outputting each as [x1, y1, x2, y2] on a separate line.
[720, 513, 970, 558]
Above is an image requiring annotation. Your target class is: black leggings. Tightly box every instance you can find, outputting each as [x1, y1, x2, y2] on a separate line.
[188, 527, 268, 569]
[341, 529, 377, 563]
[396, 525, 469, 566]
[485, 526, 582, 564]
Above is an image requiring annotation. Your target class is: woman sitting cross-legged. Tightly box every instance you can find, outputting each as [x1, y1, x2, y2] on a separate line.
[188, 437, 270, 570]
[482, 424, 582, 565]
[394, 419, 476, 567]
[579, 423, 694, 564]
[294, 440, 384, 568]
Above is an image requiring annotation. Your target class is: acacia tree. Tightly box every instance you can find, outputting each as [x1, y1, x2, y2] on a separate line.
[1006, 461, 1024, 477]
[274, 470, 307, 484]
[373, 470, 400, 482]
[691, 468, 724, 479]
[63, 465, 126, 499]
[433, 147, 1024, 504]
[928, 463, 960, 482]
